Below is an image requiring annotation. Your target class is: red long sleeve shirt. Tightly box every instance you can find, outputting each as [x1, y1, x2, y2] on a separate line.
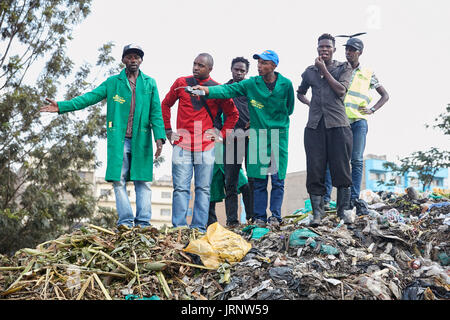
[161, 76, 239, 151]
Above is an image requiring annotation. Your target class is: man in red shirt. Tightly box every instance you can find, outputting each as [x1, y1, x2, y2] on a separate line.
[162, 53, 239, 232]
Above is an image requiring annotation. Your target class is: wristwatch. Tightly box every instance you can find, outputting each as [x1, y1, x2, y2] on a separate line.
[370, 107, 376, 113]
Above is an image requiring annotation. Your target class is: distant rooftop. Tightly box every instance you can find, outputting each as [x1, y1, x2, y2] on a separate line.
[364, 154, 387, 160]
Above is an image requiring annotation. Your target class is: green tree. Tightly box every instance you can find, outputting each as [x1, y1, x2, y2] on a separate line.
[427, 103, 450, 136]
[0, 0, 119, 255]
[383, 148, 450, 192]
[382, 104, 450, 192]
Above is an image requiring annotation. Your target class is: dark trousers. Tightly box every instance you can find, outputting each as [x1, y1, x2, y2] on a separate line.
[304, 117, 352, 196]
[208, 202, 218, 227]
[208, 182, 251, 227]
[223, 135, 254, 223]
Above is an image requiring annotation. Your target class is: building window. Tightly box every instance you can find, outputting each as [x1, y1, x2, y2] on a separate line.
[100, 189, 110, 197]
[370, 171, 386, 182]
[409, 177, 419, 187]
[161, 192, 171, 199]
[161, 209, 171, 216]
[393, 175, 402, 186]
[431, 179, 442, 187]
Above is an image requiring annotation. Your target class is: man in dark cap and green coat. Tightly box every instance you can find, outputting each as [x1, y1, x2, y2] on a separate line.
[40, 44, 166, 231]
[193, 50, 295, 227]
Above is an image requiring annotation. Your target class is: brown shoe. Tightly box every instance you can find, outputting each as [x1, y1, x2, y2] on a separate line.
[117, 224, 131, 232]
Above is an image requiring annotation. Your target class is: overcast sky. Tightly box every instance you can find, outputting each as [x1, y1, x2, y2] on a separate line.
[57, 0, 450, 179]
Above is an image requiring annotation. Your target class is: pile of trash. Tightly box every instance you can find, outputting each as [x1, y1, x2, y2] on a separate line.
[224, 188, 449, 300]
[0, 225, 222, 300]
[0, 188, 449, 300]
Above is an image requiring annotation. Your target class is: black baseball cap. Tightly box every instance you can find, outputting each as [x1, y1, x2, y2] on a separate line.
[344, 38, 364, 51]
[122, 44, 144, 59]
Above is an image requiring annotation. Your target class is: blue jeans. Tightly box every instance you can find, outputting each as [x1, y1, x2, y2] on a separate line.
[253, 173, 284, 222]
[324, 119, 368, 202]
[171, 145, 215, 232]
[113, 138, 152, 228]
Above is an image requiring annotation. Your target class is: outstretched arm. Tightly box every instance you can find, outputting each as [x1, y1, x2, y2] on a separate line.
[40, 98, 59, 113]
[193, 80, 248, 99]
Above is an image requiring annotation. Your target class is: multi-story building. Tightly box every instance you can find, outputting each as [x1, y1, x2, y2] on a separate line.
[363, 154, 448, 193]
[268, 154, 449, 220]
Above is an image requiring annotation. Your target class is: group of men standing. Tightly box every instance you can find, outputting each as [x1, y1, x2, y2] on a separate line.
[40, 33, 388, 233]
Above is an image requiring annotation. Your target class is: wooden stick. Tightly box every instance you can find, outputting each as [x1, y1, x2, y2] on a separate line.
[44, 264, 127, 278]
[76, 275, 94, 300]
[133, 250, 143, 299]
[34, 274, 45, 288]
[158, 259, 213, 270]
[0, 285, 24, 297]
[2, 260, 35, 295]
[84, 251, 99, 268]
[156, 271, 172, 299]
[0, 266, 25, 271]
[93, 273, 112, 300]
[55, 284, 67, 300]
[53, 283, 62, 300]
[43, 269, 52, 300]
[88, 224, 115, 235]
[88, 249, 137, 276]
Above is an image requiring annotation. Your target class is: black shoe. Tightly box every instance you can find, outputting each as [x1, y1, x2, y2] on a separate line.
[310, 194, 324, 227]
[254, 218, 267, 227]
[227, 222, 240, 229]
[267, 216, 281, 228]
[337, 187, 351, 220]
[117, 224, 131, 232]
[324, 201, 331, 211]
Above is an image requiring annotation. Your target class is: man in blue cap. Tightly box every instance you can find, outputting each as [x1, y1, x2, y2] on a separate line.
[323, 37, 390, 213]
[192, 49, 295, 228]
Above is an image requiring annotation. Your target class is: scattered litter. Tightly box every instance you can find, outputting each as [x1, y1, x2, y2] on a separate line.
[1, 187, 448, 300]
[183, 222, 252, 269]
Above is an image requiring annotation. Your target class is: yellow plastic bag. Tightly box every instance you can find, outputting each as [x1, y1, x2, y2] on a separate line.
[183, 222, 252, 269]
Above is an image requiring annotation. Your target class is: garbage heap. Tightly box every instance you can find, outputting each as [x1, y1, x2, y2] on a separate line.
[0, 188, 449, 300]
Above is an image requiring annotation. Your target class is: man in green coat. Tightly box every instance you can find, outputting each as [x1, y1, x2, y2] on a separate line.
[193, 50, 295, 227]
[40, 44, 166, 231]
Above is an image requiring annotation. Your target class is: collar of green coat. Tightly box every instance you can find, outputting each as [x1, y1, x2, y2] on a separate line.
[117, 68, 151, 81]
[255, 71, 288, 88]
[117, 68, 153, 91]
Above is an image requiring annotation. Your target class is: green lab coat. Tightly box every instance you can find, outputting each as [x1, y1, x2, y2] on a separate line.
[207, 72, 295, 179]
[210, 143, 248, 202]
[57, 69, 166, 182]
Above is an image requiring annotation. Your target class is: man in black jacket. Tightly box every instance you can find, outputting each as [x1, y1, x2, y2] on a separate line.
[214, 57, 254, 226]
[297, 34, 353, 227]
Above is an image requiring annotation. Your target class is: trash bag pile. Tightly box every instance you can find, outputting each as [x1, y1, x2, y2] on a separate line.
[0, 188, 448, 300]
[224, 188, 449, 300]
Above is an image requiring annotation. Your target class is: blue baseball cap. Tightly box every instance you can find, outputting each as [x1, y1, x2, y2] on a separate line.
[253, 50, 279, 66]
